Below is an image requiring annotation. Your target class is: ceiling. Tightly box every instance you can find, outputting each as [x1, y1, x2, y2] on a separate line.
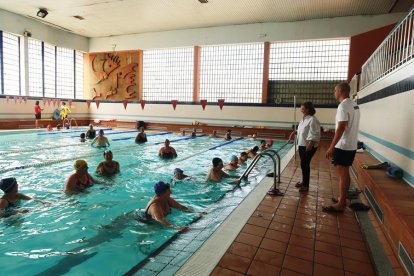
[0, 0, 413, 38]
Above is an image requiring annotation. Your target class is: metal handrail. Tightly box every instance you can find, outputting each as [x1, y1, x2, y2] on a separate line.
[240, 139, 293, 195]
[360, 6, 414, 89]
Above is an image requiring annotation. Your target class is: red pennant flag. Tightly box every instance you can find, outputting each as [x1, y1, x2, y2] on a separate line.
[47, 99, 51, 107]
[43, 98, 47, 105]
[218, 99, 225, 110]
[171, 100, 177, 110]
[123, 99, 128, 110]
[86, 100, 91, 108]
[200, 99, 207, 110]
[19, 96, 23, 104]
[53, 99, 57, 107]
[13, 96, 17, 104]
[6, 96, 9, 103]
[95, 100, 100, 109]
[140, 100, 145, 110]
[68, 99, 72, 107]
[57, 99, 61, 107]
[23, 97, 27, 103]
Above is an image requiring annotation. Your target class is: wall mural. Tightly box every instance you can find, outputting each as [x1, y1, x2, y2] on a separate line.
[87, 51, 139, 100]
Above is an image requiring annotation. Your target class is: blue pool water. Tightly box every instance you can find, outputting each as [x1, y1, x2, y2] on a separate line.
[0, 128, 292, 275]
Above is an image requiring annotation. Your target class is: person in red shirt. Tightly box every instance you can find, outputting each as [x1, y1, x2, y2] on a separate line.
[34, 101, 43, 129]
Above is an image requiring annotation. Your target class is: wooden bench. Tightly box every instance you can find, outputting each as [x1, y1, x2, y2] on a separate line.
[352, 151, 414, 274]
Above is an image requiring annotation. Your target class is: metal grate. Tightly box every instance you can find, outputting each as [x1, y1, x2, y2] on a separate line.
[2, 32, 20, 95]
[399, 242, 414, 276]
[268, 39, 350, 105]
[28, 38, 43, 97]
[364, 186, 384, 223]
[56, 47, 74, 99]
[143, 47, 194, 101]
[199, 43, 264, 103]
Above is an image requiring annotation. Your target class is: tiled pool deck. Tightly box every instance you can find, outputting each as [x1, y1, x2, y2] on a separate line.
[211, 142, 405, 276]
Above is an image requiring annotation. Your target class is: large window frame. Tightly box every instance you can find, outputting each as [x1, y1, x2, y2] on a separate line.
[143, 47, 194, 102]
[1, 32, 21, 96]
[0, 32, 84, 99]
[199, 43, 264, 104]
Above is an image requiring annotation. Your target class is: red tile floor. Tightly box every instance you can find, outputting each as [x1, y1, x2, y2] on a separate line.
[211, 142, 405, 276]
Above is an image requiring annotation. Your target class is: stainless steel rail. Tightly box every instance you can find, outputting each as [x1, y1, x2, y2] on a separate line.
[240, 139, 293, 195]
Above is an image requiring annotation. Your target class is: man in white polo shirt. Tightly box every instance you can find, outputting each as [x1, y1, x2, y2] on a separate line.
[324, 82, 360, 212]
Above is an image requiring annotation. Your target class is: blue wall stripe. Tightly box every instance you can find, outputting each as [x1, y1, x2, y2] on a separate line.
[363, 144, 414, 187]
[359, 130, 414, 161]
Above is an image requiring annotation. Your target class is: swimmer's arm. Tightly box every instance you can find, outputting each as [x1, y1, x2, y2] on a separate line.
[0, 199, 7, 210]
[96, 162, 104, 173]
[16, 193, 31, 200]
[158, 148, 163, 156]
[65, 175, 78, 192]
[116, 162, 120, 173]
[168, 198, 190, 212]
[105, 138, 110, 146]
[88, 173, 101, 184]
[150, 205, 180, 228]
[91, 137, 98, 146]
[172, 148, 177, 156]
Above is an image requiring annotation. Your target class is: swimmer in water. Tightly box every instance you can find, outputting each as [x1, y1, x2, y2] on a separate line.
[96, 150, 120, 176]
[158, 139, 177, 159]
[206, 158, 241, 185]
[91, 129, 110, 147]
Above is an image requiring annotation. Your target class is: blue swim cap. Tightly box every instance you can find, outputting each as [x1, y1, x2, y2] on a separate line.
[154, 181, 170, 195]
[230, 155, 238, 162]
[0, 177, 17, 193]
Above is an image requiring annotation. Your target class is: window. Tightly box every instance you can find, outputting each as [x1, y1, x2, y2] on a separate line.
[28, 38, 43, 97]
[44, 43, 56, 98]
[143, 47, 194, 101]
[268, 39, 350, 105]
[199, 43, 264, 103]
[56, 47, 74, 98]
[2, 32, 20, 95]
[75, 51, 84, 99]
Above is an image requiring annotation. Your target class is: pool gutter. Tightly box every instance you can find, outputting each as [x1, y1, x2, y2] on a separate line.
[176, 146, 295, 275]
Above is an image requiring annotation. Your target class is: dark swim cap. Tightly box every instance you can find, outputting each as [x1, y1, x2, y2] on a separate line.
[154, 181, 170, 195]
[0, 177, 17, 193]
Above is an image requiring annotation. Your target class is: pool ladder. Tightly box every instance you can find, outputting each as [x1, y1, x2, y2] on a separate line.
[240, 139, 293, 196]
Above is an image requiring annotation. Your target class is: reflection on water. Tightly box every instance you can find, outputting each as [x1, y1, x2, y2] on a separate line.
[0, 131, 292, 274]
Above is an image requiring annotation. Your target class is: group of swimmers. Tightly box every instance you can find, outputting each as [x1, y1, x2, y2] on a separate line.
[0, 127, 274, 230]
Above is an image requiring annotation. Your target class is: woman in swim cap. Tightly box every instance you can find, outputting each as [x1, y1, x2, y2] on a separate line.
[144, 181, 190, 232]
[225, 155, 239, 171]
[65, 160, 97, 193]
[96, 150, 120, 176]
[0, 177, 48, 214]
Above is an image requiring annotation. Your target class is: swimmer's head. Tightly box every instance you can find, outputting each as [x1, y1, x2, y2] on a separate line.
[154, 181, 170, 196]
[174, 168, 183, 176]
[251, 146, 259, 153]
[89, 124, 93, 129]
[212, 157, 223, 168]
[0, 177, 17, 194]
[230, 155, 238, 162]
[267, 139, 273, 146]
[164, 139, 170, 146]
[47, 124, 52, 131]
[260, 140, 266, 145]
[80, 133, 86, 138]
[99, 129, 104, 136]
[74, 160, 88, 171]
[104, 150, 113, 160]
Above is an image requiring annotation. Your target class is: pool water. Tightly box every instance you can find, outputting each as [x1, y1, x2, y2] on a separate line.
[0, 128, 292, 275]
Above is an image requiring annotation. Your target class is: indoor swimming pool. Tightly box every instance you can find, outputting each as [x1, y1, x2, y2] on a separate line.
[0, 128, 293, 275]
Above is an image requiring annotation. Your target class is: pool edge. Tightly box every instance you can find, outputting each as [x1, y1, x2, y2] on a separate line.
[175, 146, 295, 276]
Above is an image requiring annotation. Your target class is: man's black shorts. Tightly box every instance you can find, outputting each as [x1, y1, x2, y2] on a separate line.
[35, 114, 41, 119]
[332, 148, 356, 166]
